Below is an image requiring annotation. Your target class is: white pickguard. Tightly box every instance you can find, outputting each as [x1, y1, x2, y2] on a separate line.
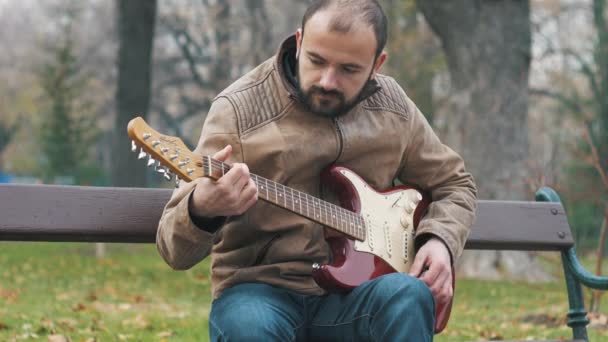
[339, 169, 422, 274]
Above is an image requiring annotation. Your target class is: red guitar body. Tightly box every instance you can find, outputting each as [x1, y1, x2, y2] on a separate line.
[312, 165, 453, 333]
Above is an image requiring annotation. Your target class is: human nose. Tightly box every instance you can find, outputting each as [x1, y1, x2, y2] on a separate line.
[319, 68, 338, 90]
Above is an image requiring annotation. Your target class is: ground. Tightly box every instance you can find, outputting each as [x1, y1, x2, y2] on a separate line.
[0, 242, 606, 341]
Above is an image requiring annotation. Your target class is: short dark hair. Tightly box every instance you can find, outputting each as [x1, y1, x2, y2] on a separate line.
[301, 0, 388, 57]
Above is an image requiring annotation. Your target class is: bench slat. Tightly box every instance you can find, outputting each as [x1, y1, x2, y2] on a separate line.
[0, 184, 574, 250]
[467, 200, 574, 250]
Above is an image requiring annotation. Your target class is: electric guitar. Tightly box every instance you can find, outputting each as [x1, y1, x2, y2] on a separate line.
[127, 116, 453, 333]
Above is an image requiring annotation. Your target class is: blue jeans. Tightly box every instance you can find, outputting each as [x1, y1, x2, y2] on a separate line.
[209, 273, 435, 341]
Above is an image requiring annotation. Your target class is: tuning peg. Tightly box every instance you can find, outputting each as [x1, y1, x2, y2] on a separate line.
[163, 171, 172, 181]
[131, 140, 137, 152]
[174, 174, 181, 188]
[138, 148, 148, 160]
[147, 156, 156, 167]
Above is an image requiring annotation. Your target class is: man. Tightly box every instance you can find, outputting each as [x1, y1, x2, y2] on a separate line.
[157, 0, 477, 340]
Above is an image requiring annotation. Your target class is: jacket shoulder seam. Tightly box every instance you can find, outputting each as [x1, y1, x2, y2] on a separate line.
[363, 75, 411, 120]
[216, 67, 290, 135]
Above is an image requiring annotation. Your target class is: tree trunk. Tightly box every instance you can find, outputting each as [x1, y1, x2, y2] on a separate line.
[419, 0, 551, 281]
[245, 0, 273, 67]
[112, 0, 157, 187]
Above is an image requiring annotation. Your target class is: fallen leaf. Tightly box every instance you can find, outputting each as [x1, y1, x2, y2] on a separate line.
[72, 303, 87, 312]
[57, 318, 78, 330]
[0, 321, 8, 330]
[158, 331, 173, 338]
[123, 314, 150, 330]
[48, 335, 70, 342]
[588, 312, 608, 328]
[86, 291, 98, 302]
[132, 295, 145, 304]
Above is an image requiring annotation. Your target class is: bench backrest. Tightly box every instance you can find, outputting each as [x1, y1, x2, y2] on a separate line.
[0, 184, 574, 250]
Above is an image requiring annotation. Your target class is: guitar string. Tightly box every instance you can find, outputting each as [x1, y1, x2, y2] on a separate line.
[203, 158, 367, 238]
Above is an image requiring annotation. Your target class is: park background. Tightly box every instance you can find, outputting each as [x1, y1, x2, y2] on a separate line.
[0, 0, 607, 340]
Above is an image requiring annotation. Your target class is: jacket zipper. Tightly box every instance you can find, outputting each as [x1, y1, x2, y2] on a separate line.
[333, 118, 344, 162]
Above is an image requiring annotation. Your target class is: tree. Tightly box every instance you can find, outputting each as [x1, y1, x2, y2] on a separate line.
[37, 4, 100, 185]
[0, 120, 19, 168]
[530, 0, 608, 311]
[381, 0, 445, 124]
[151, 0, 232, 148]
[417, 1, 554, 281]
[112, 0, 157, 187]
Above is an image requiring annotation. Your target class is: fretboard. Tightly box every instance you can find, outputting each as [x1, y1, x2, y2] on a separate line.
[202, 156, 366, 240]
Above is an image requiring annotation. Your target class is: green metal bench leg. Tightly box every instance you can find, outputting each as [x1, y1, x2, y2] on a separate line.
[561, 249, 589, 342]
[537, 187, 589, 342]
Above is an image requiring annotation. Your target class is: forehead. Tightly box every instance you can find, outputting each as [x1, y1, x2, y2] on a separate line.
[302, 10, 377, 65]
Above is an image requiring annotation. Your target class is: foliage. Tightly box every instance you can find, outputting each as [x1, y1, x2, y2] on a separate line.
[36, 11, 102, 185]
[0, 243, 607, 341]
[531, 0, 608, 252]
[380, 0, 445, 123]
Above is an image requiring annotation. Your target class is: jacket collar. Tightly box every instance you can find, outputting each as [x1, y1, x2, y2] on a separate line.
[275, 35, 381, 105]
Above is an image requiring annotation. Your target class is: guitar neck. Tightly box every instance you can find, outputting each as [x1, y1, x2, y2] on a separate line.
[202, 156, 365, 241]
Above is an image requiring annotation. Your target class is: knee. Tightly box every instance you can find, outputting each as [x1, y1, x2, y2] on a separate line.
[371, 273, 434, 310]
[209, 285, 297, 341]
[210, 306, 286, 341]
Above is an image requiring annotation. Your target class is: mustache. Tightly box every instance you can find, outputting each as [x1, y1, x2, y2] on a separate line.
[309, 86, 345, 101]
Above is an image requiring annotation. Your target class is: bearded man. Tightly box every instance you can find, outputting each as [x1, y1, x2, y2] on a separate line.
[157, 0, 477, 340]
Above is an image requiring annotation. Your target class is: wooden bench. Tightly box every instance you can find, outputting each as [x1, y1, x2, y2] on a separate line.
[0, 183, 606, 341]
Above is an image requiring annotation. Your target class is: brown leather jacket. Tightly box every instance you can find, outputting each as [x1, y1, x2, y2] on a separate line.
[156, 36, 477, 299]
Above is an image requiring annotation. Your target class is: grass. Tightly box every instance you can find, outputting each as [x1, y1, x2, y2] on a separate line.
[0, 242, 606, 341]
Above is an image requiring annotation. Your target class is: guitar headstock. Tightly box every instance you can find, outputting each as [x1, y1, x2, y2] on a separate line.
[127, 117, 204, 184]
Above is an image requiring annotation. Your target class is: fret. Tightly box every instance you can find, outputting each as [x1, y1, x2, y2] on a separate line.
[208, 156, 213, 177]
[330, 204, 337, 229]
[358, 216, 365, 238]
[320, 198, 327, 226]
[314, 195, 321, 221]
[282, 185, 287, 208]
[319, 197, 325, 224]
[297, 190, 302, 216]
[277, 184, 283, 207]
[305, 193, 310, 219]
[339, 208, 345, 232]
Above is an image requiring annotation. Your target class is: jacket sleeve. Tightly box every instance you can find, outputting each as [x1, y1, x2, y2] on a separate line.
[397, 97, 477, 263]
[156, 97, 243, 270]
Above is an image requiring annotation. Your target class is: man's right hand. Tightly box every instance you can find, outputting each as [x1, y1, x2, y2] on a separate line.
[189, 145, 258, 218]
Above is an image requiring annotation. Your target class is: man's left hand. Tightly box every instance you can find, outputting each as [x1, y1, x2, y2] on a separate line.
[408, 237, 453, 307]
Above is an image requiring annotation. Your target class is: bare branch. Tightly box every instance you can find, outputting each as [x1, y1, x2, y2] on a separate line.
[529, 88, 583, 114]
[582, 122, 608, 191]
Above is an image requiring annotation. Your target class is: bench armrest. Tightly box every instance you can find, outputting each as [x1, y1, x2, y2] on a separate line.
[536, 186, 608, 290]
[563, 247, 608, 290]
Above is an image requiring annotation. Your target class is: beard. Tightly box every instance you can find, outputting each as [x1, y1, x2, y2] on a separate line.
[296, 68, 370, 118]
[296, 85, 359, 118]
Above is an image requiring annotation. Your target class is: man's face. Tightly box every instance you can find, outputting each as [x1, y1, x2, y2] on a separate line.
[296, 11, 386, 118]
